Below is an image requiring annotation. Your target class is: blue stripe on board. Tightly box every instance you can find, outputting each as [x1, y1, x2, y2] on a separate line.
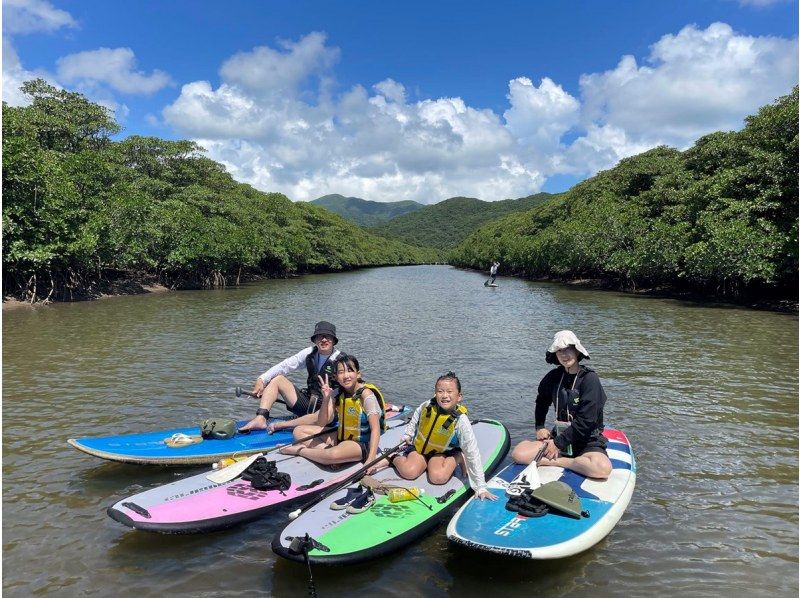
[606, 440, 630, 454]
[452, 488, 613, 550]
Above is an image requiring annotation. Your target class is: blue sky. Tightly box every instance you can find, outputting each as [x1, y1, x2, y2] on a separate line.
[4, 0, 798, 203]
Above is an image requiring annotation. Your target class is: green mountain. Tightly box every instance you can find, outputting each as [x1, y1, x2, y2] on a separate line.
[310, 194, 424, 227]
[371, 193, 554, 250]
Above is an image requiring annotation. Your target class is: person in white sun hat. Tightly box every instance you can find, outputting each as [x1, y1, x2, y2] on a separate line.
[511, 330, 613, 479]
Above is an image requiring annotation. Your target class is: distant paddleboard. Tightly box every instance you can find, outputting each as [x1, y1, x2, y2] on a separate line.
[447, 428, 635, 559]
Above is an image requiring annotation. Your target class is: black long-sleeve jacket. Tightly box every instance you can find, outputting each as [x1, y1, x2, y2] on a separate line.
[534, 365, 606, 451]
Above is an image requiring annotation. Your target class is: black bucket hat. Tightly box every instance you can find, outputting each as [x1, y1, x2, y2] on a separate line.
[311, 321, 338, 344]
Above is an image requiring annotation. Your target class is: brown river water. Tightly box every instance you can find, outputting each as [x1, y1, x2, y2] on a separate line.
[2, 265, 797, 597]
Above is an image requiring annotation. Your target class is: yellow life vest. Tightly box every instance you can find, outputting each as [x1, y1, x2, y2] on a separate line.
[413, 400, 469, 456]
[336, 383, 386, 443]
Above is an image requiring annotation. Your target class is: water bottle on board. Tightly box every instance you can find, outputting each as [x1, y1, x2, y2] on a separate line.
[387, 487, 425, 503]
[212, 457, 241, 470]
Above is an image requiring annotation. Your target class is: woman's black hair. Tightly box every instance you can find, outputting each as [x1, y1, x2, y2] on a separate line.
[333, 353, 364, 382]
[436, 371, 461, 392]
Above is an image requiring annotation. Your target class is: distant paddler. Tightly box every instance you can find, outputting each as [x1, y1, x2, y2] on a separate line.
[484, 261, 500, 286]
[239, 321, 342, 433]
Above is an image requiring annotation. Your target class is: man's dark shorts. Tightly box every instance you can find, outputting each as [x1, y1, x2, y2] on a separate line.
[291, 386, 322, 416]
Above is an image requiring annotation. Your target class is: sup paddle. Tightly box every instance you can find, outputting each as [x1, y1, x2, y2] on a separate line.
[506, 442, 549, 495]
[235, 385, 288, 406]
[288, 441, 407, 520]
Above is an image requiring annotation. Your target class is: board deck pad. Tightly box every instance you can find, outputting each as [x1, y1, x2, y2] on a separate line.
[69, 405, 407, 465]
[107, 416, 411, 533]
[271, 419, 510, 565]
[446, 428, 635, 559]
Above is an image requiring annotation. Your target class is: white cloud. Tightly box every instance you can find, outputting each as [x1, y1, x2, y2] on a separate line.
[56, 47, 172, 95]
[373, 79, 406, 104]
[219, 31, 339, 96]
[2, 0, 76, 35]
[155, 25, 795, 202]
[2, 0, 73, 105]
[164, 33, 536, 202]
[3, 0, 171, 114]
[504, 77, 580, 152]
[577, 23, 797, 148]
[2, 38, 37, 105]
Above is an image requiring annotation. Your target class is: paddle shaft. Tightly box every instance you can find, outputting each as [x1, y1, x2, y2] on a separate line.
[288, 441, 406, 520]
[235, 385, 287, 406]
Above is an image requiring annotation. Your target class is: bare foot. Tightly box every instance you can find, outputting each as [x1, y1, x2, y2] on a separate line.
[238, 415, 267, 432]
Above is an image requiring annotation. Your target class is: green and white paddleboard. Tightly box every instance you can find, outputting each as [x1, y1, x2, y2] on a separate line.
[271, 419, 510, 565]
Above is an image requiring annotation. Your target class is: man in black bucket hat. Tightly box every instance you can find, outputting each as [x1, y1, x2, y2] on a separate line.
[240, 321, 342, 433]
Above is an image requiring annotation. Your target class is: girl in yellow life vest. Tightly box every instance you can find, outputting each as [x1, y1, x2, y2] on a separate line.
[391, 372, 496, 501]
[281, 354, 385, 471]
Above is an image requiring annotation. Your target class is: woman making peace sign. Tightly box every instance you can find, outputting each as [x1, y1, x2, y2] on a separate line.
[281, 354, 386, 472]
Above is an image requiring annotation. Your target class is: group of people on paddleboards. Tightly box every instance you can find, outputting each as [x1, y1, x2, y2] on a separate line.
[238, 320, 612, 506]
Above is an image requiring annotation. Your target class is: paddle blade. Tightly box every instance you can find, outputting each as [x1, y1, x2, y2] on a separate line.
[206, 452, 262, 484]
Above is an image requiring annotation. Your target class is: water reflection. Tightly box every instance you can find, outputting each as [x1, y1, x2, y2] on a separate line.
[3, 265, 797, 596]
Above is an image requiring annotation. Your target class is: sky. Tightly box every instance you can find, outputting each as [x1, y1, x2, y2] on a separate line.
[3, 0, 798, 204]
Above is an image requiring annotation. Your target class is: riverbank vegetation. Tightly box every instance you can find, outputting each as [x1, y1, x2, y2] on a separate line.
[450, 88, 798, 302]
[2, 80, 439, 303]
[5, 80, 796, 306]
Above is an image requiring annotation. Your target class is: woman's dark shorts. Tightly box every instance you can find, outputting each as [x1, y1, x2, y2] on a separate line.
[570, 435, 608, 458]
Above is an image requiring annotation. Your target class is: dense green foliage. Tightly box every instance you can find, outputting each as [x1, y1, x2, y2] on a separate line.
[450, 88, 798, 299]
[372, 193, 554, 250]
[310, 194, 423, 227]
[2, 80, 438, 302]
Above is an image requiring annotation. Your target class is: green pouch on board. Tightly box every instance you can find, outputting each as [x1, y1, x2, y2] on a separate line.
[200, 417, 237, 440]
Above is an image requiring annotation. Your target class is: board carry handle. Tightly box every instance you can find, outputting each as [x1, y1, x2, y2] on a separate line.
[288, 441, 407, 520]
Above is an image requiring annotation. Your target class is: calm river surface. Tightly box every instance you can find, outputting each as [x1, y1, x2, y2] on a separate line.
[3, 265, 798, 597]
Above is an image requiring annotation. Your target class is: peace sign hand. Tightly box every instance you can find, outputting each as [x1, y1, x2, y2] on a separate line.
[318, 373, 333, 401]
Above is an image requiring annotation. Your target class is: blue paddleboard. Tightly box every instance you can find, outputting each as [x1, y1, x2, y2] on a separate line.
[68, 406, 408, 465]
[446, 428, 635, 559]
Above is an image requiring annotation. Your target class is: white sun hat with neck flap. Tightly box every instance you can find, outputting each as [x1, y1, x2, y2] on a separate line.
[545, 330, 590, 364]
